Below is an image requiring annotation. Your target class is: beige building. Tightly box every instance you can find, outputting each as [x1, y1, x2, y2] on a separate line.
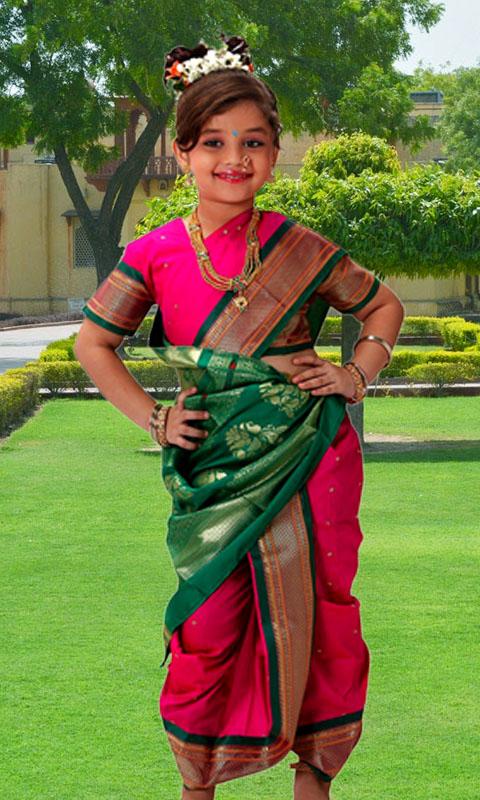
[0, 92, 477, 318]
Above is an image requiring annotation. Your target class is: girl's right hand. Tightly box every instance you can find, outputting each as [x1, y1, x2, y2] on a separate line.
[165, 387, 210, 450]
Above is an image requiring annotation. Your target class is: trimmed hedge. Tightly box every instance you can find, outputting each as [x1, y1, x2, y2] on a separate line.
[0, 367, 40, 436]
[380, 349, 480, 378]
[316, 351, 341, 364]
[400, 315, 463, 337]
[37, 360, 178, 396]
[44, 334, 77, 359]
[406, 361, 478, 396]
[442, 320, 480, 351]
[39, 348, 72, 362]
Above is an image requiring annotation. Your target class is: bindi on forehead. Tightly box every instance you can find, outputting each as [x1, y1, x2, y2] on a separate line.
[232, 130, 239, 137]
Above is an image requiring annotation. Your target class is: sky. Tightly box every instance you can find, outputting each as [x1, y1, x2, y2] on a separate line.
[394, 0, 480, 73]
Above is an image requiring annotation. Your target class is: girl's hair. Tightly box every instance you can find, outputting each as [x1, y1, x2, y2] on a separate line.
[172, 68, 283, 153]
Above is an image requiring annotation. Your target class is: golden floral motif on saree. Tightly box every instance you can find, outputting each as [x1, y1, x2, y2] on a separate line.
[259, 382, 310, 419]
[225, 421, 288, 459]
[192, 469, 228, 487]
[163, 473, 194, 501]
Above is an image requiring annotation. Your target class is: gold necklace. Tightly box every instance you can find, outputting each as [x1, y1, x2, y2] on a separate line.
[186, 206, 263, 310]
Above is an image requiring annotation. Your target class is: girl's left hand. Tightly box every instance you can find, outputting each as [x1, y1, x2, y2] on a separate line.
[290, 355, 356, 399]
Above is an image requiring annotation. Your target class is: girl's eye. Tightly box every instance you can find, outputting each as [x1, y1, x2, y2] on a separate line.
[202, 139, 265, 148]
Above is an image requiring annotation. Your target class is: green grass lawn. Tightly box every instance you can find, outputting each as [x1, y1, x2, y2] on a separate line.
[1, 398, 479, 800]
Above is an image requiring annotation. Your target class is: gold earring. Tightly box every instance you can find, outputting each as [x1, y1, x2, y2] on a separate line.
[184, 169, 194, 187]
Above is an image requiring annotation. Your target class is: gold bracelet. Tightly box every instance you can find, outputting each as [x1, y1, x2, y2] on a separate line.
[149, 403, 171, 447]
[354, 334, 393, 366]
[342, 362, 367, 405]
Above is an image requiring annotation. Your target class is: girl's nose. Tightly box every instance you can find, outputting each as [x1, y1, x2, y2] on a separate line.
[225, 150, 251, 168]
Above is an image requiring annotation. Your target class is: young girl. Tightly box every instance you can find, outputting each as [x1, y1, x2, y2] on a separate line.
[75, 35, 405, 800]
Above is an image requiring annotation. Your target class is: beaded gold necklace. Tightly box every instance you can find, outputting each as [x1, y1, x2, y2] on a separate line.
[186, 206, 263, 310]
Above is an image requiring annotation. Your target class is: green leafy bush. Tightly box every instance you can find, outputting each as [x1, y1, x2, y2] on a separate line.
[257, 165, 480, 278]
[300, 132, 401, 180]
[315, 351, 341, 364]
[45, 334, 77, 359]
[406, 361, 477, 396]
[399, 315, 462, 337]
[321, 317, 342, 335]
[38, 361, 93, 395]
[382, 349, 480, 378]
[442, 320, 480, 351]
[128, 315, 156, 343]
[0, 367, 40, 435]
[36, 360, 178, 396]
[39, 348, 72, 362]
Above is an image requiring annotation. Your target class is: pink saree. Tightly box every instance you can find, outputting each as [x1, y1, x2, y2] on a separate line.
[84, 207, 377, 790]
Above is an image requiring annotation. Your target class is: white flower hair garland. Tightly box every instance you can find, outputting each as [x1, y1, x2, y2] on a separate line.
[164, 36, 254, 94]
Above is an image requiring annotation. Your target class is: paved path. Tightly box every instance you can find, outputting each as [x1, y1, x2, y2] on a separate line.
[0, 323, 81, 375]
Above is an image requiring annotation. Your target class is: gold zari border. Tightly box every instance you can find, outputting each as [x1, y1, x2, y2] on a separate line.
[166, 492, 315, 788]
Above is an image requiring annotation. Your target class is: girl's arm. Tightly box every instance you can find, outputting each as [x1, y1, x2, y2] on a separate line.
[348, 282, 405, 382]
[74, 319, 157, 431]
[74, 319, 209, 449]
[291, 282, 405, 398]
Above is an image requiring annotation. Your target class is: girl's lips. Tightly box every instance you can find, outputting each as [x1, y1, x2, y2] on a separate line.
[215, 173, 252, 182]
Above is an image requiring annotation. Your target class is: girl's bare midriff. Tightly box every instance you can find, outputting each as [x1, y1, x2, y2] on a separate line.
[261, 346, 317, 379]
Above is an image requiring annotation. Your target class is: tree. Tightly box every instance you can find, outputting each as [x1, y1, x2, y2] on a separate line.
[437, 67, 480, 173]
[411, 64, 480, 172]
[411, 63, 458, 98]
[0, 0, 444, 282]
[337, 64, 435, 151]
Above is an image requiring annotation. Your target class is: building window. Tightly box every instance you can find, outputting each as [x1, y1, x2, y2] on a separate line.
[73, 222, 95, 269]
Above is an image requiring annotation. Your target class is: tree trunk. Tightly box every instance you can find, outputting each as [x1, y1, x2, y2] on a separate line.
[54, 103, 173, 284]
[341, 313, 364, 446]
[91, 236, 124, 283]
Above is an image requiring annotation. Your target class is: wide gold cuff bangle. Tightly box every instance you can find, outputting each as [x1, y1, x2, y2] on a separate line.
[354, 334, 393, 365]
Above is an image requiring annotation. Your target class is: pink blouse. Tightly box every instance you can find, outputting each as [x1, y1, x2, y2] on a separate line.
[83, 207, 380, 349]
[123, 207, 286, 346]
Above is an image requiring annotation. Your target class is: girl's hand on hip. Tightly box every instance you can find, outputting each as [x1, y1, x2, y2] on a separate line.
[166, 387, 210, 450]
[290, 355, 356, 399]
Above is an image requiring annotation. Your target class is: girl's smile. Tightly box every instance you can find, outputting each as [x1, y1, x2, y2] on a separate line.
[214, 171, 253, 182]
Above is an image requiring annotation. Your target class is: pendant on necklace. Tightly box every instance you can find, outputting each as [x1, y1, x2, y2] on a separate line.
[233, 295, 249, 311]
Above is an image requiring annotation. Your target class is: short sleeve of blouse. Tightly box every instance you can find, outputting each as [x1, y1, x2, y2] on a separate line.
[316, 253, 381, 313]
[83, 238, 156, 336]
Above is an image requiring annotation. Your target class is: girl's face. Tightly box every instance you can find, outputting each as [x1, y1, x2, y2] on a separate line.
[173, 100, 279, 205]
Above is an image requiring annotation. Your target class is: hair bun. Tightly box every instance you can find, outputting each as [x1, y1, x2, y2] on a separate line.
[163, 41, 210, 85]
[220, 34, 251, 63]
[163, 35, 252, 89]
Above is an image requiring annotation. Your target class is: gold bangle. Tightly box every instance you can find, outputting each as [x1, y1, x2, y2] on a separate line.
[345, 359, 368, 388]
[342, 362, 367, 404]
[149, 403, 171, 447]
[354, 334, 393, 365]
